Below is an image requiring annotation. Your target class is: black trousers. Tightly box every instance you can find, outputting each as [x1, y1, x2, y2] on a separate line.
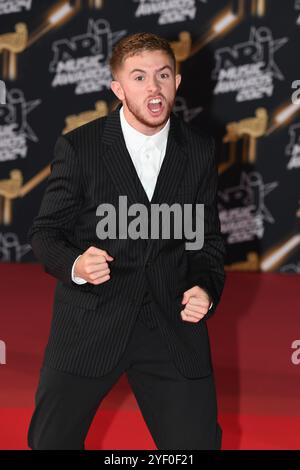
[27, 300, 222, 450]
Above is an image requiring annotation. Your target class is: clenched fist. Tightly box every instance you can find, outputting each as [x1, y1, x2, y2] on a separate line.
[73, 246, 114, 285]
[180, 285, 212, 323]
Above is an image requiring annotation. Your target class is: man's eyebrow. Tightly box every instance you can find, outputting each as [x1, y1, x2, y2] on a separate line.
[129, 65, 173, 75]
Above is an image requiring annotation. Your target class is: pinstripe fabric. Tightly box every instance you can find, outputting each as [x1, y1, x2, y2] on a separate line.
[138, 290, 159, 329]
[28, 104, 226, 378]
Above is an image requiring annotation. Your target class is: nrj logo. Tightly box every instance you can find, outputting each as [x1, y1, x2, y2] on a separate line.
[0, 88, 41, 162]
[0, 340, 6, 365]
[218, 172, 278, 244]
[133, 0, 201, 25]
[49, 19, 126, 95]
[213, 27, 288, 102]
[294, 0, 300, 26]
[95, 196, 205, 250]
[285, 123, 300, 170]
[0, 0, 32, 15]
[291, 80, 300, 104]
[0, 232, 31, 262]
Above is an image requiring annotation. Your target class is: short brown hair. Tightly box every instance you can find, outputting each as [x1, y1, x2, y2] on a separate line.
[109, 32, 176, 79]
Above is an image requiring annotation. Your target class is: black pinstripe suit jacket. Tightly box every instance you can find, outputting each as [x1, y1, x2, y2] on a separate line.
[28, 104, 226, 378]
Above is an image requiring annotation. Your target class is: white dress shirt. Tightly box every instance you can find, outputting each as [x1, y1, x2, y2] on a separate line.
[119, 105, 170, 201]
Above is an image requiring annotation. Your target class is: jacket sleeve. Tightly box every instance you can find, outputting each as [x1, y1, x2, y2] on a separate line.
[27, 135, 84, 285]
[185, 136, 226, 320]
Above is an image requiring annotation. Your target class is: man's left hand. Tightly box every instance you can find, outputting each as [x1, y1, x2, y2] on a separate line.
[180, 286, 211, 323]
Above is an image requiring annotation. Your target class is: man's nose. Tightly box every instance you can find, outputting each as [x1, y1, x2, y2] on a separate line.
[146, 76, 160, 94]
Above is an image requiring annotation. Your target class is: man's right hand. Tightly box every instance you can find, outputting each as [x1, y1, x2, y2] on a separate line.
[73, 246, 114, 285]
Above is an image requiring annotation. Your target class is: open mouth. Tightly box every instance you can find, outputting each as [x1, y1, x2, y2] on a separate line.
[147, 97, 164, 115]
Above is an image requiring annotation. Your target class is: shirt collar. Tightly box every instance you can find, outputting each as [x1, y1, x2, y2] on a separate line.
[120, 105, 170, 154]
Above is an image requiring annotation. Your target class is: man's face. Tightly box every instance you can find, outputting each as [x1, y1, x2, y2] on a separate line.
[111, 50, 181, 135]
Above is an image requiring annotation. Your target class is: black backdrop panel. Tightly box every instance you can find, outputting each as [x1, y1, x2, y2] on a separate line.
[0, 0, 299, 272]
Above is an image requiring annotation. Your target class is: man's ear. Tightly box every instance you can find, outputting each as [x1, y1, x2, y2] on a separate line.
[175, 74, 182, 91]
[110, 80, 124, 101]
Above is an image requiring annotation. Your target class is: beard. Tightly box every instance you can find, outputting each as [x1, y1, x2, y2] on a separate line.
[123, 93, 175, 129]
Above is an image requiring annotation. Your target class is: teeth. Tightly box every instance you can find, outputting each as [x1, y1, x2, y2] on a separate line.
[149, 98, 161, 104]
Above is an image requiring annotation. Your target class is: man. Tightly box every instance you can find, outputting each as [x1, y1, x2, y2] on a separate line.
[27, 32, 226, 450]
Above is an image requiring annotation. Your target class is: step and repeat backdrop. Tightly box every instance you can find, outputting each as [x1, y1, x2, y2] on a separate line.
[0, 0, 299, 272]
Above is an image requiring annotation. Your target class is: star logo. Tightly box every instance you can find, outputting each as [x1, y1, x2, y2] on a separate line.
[173, 97, 202, 123]
[0, 88, 41, 142]
[219, 172, 278, 223]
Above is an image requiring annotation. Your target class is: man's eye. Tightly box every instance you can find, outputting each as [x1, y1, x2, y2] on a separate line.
[160, 73, 169, 79]
[135, 76, 144, 81]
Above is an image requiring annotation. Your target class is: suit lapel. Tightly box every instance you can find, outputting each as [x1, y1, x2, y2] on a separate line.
[102, 106, 146, 207]
[101, 105, 188, 262]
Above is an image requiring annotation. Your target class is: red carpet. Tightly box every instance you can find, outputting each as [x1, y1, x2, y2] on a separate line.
[0, 264, 299, 449]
